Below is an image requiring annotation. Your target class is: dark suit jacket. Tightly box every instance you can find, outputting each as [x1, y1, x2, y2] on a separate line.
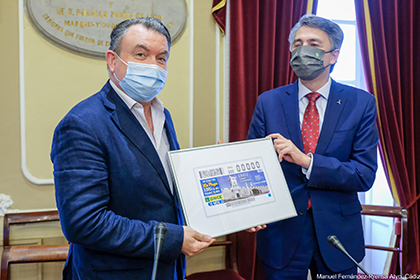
[51, 81, 185, 279]
[247, 80, 378, 272]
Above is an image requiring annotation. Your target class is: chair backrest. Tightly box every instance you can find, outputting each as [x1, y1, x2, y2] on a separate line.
[211, 233, 239, 272]
[1, 210, 68, 280]
[3, 210, 60, 246]
[361, 204, 408, 275]
[186, 233, 246, 280]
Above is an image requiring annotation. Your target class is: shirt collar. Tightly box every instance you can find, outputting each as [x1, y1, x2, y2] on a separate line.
[298, 77, 332, 101]
[109, 79, 164, 112]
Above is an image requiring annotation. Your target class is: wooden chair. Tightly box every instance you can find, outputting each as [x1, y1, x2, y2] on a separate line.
[361, 204, 408, 275]
[1, 210, 69, 280]
[185, 233, 246, 280]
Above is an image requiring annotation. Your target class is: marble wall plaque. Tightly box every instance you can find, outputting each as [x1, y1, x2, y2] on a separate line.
[24, 0, 188, 59]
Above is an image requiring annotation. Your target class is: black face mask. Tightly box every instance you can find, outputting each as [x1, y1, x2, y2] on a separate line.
[290, 45, 332, 81]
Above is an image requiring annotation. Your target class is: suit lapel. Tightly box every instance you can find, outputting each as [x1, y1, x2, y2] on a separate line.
[164, 123, 176, 151]
[163, 109, 179, 151]
[282, 82, 305, 151]
[316, 81, 347, 154]
[102, 83, 172, 194]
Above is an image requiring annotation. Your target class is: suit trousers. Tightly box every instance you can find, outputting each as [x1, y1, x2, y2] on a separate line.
[261, 209, 357, 280]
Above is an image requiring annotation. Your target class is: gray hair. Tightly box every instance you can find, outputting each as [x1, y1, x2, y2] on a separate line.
[109, 17, 172, 54]
[288, 14, 344, 51]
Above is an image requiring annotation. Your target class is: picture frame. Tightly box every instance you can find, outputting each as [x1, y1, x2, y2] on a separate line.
[168, 138, 296, 237]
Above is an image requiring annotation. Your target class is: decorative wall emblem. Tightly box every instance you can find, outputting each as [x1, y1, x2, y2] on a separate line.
[25, 0, 188, 59]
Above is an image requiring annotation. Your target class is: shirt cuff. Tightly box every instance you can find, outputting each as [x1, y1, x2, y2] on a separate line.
[302, 153, 313, 179]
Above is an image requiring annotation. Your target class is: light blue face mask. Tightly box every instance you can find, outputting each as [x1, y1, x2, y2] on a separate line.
[114, 54, 168, 103]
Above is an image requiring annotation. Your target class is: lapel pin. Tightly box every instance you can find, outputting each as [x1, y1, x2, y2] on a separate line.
[337, 99, 341, 105]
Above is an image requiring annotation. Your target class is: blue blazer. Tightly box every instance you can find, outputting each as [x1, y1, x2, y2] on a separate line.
[247, 80, 378, 272]
[51, 81, 186, 280]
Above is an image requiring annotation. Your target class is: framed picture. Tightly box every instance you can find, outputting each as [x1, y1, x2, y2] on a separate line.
[168, 138, 296, 237]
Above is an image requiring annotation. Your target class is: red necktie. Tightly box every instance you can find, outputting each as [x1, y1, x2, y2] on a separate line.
[302, 92, 321, 209]
[302, 92, 322, 154]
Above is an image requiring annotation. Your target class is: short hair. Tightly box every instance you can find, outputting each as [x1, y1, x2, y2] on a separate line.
[109, 17, 172, 54]
[288, 14, 344, 51]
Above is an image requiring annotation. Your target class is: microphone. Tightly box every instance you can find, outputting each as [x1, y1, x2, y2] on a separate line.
[151, 222, 167, 280]
[327, 235, 374, 280]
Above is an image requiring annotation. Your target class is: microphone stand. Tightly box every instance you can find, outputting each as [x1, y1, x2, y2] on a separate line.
[327, 235, 374, 280]
[151, 222, 167, 280]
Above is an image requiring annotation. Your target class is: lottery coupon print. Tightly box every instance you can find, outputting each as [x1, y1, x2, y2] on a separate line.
[195, 158, 276, 217]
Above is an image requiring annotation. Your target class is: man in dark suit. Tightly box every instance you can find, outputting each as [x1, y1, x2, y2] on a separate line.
[51, 18, 215, 280]
[247, 14, 378, 279]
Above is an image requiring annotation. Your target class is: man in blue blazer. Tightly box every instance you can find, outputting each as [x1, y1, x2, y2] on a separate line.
[247, 15, 378, 279]
[51, 18, 215, 280]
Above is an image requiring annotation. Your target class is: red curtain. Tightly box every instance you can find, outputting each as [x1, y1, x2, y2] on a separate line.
[212, 0, 226, 35]
[228, 0, 317, 142]
[355, 0, 420, 274]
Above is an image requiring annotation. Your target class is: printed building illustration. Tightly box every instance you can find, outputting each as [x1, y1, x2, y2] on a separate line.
[222, 175, 269, 201]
